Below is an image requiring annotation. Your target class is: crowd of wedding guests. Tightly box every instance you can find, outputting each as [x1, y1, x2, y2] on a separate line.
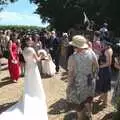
[0, 23, 120, 120]
[66, 23, 120, 120]
[0, 29, 61, 80]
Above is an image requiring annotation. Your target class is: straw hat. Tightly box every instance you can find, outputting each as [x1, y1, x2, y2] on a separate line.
[69, 35, 88, 49]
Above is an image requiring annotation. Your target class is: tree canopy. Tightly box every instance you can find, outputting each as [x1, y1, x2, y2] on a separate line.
[0, 0, 17, 4]
[0, 0, 18, 11]
[0, 0, 120, 32]
[31, 0, 120, 32]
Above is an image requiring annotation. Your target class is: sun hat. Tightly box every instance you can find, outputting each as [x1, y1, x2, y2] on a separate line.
[69, 35, 89, 49]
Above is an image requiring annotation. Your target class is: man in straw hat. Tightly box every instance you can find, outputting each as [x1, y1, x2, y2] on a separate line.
[67, 35, 98, 120]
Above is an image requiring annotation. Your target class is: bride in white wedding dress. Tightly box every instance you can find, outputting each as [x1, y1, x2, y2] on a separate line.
[0, 37, 48, 120]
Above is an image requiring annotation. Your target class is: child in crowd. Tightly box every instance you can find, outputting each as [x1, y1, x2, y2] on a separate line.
[38, 49, 56, 77]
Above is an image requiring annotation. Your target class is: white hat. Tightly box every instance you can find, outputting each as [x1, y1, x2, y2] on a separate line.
[63, 33, 68, 37]
[69, 35, 88, 49]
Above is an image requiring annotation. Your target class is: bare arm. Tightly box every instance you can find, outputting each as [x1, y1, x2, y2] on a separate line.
[33, 52, 41, 61]
[100, 48, 113, 68]
[91, 50, 99, 75]
[93, 54, 99, 70]
[8, 40, 15, 60]
[28, 47, 41, 61]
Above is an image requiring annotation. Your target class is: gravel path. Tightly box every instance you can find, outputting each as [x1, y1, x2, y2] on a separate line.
[0, 58, 115, 120]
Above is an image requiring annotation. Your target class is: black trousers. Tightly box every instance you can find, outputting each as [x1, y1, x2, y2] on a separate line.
[49, 50, 60, 72]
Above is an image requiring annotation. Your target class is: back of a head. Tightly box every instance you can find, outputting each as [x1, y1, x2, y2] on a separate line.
[103, 23, 108, 28]
[51, 31, 55, 35]
[38, 49, 47, 57]
[94, 31, 100, 37]
[63, 33, 68, 38]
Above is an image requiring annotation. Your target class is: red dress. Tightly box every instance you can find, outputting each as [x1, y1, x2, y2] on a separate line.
[8, 42, 20, 81]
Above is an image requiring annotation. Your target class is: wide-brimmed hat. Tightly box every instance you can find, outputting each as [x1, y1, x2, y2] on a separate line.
[69, 35, 88, 48]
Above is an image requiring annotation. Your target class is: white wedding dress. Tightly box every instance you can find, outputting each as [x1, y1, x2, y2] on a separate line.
[0, 47, 48, 120]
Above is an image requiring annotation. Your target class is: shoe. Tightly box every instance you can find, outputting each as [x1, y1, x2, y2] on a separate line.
[20, 74, 24, 77]
[13, 80, 17, 83]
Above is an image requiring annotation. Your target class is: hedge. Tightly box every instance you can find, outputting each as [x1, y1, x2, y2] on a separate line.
[0, 25, 43, 32]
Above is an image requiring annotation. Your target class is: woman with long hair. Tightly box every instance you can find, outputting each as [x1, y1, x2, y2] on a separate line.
[8, 34, 20, 82]
[96, 40, 113, 107]
[0, 36, 48, 120]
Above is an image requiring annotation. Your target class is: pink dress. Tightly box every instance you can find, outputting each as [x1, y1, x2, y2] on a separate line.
[92, 38, 103, 58]
[8, 42, 20, 81]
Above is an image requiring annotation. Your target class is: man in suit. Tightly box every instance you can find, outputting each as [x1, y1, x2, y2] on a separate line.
[49, 31, 61, 73]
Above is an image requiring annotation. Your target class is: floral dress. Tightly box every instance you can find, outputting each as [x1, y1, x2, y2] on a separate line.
[66, 49, 97, 104]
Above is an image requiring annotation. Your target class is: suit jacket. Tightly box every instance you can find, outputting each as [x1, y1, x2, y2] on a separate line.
[49, 37, 61, 53]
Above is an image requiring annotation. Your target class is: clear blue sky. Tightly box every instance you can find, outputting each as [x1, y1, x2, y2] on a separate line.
[0, 0, 48, 27]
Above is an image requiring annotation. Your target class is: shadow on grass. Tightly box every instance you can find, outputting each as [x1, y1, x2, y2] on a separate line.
[0, 67, 8, 71]
[41, 74, 54, 79]
[60, 72, 68, 82]
[48, 98, 69, 115]
[0, 102, 17, 114]
[0, 80, 13, 88]
[1, 76, 10, 81]
[59, 56, 67, 71]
